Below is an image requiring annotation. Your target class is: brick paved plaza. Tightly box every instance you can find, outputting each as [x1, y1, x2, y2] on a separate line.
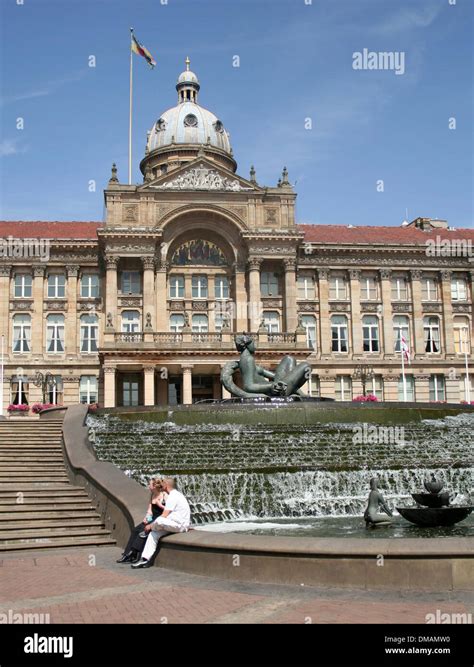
[0, 546, 472, 625]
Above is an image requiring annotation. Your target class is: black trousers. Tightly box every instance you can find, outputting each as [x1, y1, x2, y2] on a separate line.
[124, 524, 147, 556]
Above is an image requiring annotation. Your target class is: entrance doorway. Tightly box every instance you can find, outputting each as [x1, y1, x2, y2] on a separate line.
[118, 373, 142, 407]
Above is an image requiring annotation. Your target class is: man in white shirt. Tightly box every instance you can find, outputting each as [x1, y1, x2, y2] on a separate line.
[132, 478, 191, 569]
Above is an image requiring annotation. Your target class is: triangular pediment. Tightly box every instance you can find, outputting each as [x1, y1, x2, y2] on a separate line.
[138, 157, 261, 192]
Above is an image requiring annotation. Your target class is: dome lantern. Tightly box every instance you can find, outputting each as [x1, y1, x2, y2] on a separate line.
[176, 56, 200, 104]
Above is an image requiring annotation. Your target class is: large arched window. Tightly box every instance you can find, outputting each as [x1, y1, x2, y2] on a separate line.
[192, 314, 208, 332]
[300, 315, 317, 350]
[169, 314, 185, 332]
[46, 314, 65, 353]
[80, 314, 98, 353]
[362, 316, 379, 353]
[121, 310, 140, 333]
[12, 314, 31, 353]
[393, 316, 410, 353]
[453, 317, 470, 354]
[331, 315, 348, 352]
[263, 311, 280, 333]
[424, 316, 441, 353]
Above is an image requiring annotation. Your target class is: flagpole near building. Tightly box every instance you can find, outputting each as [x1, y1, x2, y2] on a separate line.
[401, 344, 407, 402]
[462, 330, 471, 403]
[128, 27, 134, 185]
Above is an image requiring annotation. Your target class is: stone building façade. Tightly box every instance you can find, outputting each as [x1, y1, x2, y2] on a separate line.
[0, 61, 473, 410]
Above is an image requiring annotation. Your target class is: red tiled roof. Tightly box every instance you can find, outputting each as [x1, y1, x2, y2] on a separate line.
[0, 221, 103, 239]
[298, 224, 474, 245]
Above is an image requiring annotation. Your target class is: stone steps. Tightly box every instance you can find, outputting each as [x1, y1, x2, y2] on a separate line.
[0, 419, 115, 553]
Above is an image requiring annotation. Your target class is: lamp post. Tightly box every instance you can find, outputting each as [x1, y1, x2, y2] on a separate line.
[353, 363, 375, 397]
[33, 372, 57, 404]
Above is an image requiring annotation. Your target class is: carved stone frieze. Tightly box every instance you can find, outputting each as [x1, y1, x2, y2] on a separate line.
[123, 204, 138, 223]
[10, 300, 33, 311]
[452, 303, 472, 313]
[422, 303, 442, 313]
[329, 302, 350, 312]
[118, 297, 142, 307]
[298, 302, 319, 312]
[33, 266, 46, 278]
[192, 301, 208, 311]
[63, 376, 81, 383]
[379, 269, 392, 280]
[44, 301, 67, 311]
[169, 300, 185, 310]
[261, 298, 282, 308]
[361, 302, 381, 312]
[0, 265, 12, 277]
[392, 303, 413, 313]
[265, 208, 278, 225]
[154, 164, 252, 191]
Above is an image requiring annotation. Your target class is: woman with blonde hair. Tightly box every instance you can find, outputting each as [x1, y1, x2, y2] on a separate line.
[116, 478, 168, 563]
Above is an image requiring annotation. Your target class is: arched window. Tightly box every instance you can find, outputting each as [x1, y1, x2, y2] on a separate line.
[121, 310, 140, 333]
[263, 311, 280, 333]
[300, 315, 317, 350]
[11, 374, 29, 405]
[331, 315, 348, 352]
[12, 314, 31, 353]
[80, 314, 99, 353]
[362, 316, 379, 353]
[46, 314, 65, 353]
[393, 316, 410, 353]
[454, 317, 470, 354]
[424, 316, 441, 353]
[192, 314, 208, 333]
[169, 314, 185, 332]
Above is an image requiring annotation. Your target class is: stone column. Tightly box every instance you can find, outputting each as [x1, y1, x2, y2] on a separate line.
[440, 270, 455, 357]
[31, 266, 45, 354]
[349, 269, 362, 356]
[105, 256, 118, 331]
[233, 262, 248, 332]
[66, 266, 79, 354]
[142, 257, 155, 331]
[155, 260, 168, 331]
[247, 257, 262, 332]
[383, 375, 399, 402]
[103, 366, 116, 408]
[143, 366, 155, 406]
[410, 270, 425, 357]
[284, 258, 298, 332]
[0, 266, 11, 351]
[380, 269, 393, 357]
[181, 364, 193, 405]
[317, 269, 331, 357]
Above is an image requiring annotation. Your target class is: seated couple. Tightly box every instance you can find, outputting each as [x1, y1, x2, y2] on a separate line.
[116, 477, 191, 569]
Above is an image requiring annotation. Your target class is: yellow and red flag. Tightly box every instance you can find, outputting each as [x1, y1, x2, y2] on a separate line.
[131, 34, 156, 69]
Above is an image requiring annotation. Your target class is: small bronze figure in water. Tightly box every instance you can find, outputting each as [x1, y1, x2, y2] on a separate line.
[364, 478, 393, 528]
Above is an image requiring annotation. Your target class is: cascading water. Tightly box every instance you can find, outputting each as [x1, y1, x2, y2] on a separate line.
[87, 412, 473, 532]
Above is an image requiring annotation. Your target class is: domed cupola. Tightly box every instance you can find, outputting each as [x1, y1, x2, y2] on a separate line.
[140, 58, 236, 180]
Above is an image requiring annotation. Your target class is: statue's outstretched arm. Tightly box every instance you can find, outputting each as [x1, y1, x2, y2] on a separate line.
[379, 494, 393, 517]
[256, 365, 275, 380]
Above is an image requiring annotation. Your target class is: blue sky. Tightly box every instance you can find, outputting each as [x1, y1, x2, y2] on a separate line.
[0, 0, 472, 228]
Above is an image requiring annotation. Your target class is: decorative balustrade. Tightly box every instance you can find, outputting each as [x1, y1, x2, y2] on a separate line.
[268, 332, 297, 344]
[153, 332, 183, 344]
[114, 332, 144, 343]
[191, 332, 223, 343]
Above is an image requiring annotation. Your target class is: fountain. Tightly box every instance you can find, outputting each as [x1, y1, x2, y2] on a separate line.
[397, 475, 473, 528]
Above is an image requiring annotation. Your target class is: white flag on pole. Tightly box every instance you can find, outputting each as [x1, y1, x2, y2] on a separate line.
[401, 334, 411, 365]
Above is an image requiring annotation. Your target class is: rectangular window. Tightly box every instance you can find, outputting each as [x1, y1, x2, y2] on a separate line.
[192, 275, 208, 299]
[14, 274, 32, 298]
[81, 274, 100, 298]
[11, 377, 29, 405]
[47, 274, 66, 298]
[215, 276, 229, 299]
[47, 376, 63, 405]
[451, 277, 467, 301]
[369, 376, 384, 400]
[260, 272, 279, 297]
[391, 277, 408, 301]
[429, 375, 445, 402]
[422, 277, 438, 301]
[398, 375, 415, 401]
[121, 271, 141, 294]
[297, 274, 315, 300]
[169, 275, 184, 299]
[309, 374, 320, 398]
[361, 277, 378, 301]
[335, 376, 352, 401]
[80, 376, 98, 404]
[329, 276, 347, 300]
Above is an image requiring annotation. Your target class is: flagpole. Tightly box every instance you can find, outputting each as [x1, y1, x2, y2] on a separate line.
[401, 341, 407, 402]
[463, 330, 471, 403]
[128, 27, 134, 185]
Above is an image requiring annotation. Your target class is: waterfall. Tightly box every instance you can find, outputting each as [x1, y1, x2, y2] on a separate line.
[87, 412, 474, 522]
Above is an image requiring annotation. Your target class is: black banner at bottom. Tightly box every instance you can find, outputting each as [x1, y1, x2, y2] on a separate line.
[0, 623, 472, 666]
